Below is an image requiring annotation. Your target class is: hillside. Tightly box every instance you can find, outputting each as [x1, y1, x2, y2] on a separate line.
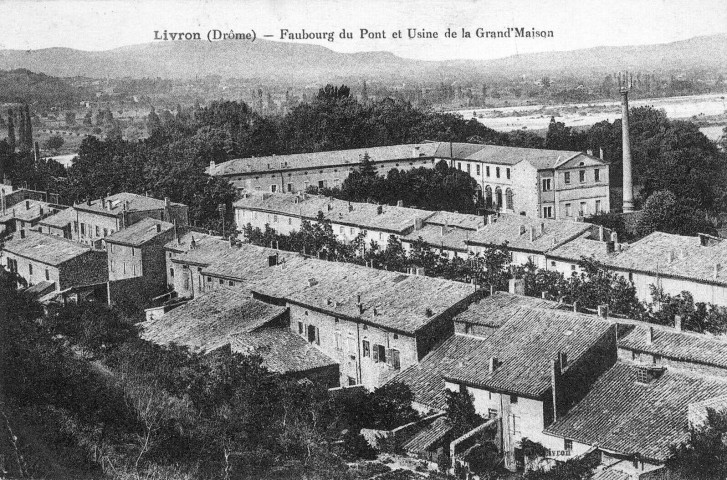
[0, 68, 84, 106]
[0, 34, 725, 82]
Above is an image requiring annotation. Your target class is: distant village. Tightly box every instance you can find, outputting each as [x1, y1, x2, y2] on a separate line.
[3, 82, 727, 479]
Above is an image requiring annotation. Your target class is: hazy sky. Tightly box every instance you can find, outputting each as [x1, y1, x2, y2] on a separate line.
[1, 0, 726, 60]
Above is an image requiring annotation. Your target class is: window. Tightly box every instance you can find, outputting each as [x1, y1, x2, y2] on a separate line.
[565, 203, 572, 217]
[542, 178, 552, 191]
[273, 214, 278, 223]
[73, 221, 79, 233]
[476, 165, 480, 175]
[486, 166, 490, 177]
[594, 169, 600, 182]
[564, 439, 573, 451]
[466, 163, 471, 174]
[339, 226, 344, 234]
[580, 202, 587, 216]
[505, 188, 514, 210]
[373, 344, 386, 363]
[28, 264, 33, 275]
[457, 162, 462, 170]
[595, 200, 602, 214]
[335, 331, 342, 350]
[510, 395, 518, 404]
[506, 168, 511, 179]
[349, 227, 354, 235]
[45, 268, 49, 281]
[110, 260, 115, 272]
[393, 333, 398, 339]
[509, 414, 521, 436]
[362, 340, 370, 357]
[95, 225, 100, 237]
[543, 206, 553, 218]
[80, 223, 86, 235]
[318, 180, 325, 189]
[389, 349, 401, 370]
[298, 321, 304, 334]
[170, 267, 174, 278]
[464, 323, 472, 334]
[219, 278, 223, 285]
[307, 325, 319, 345]
[496, 167, 501, 178]
[488, 408, 498, 419]
[564, 172, 571, 184]
[207, 276, 211, 282]
[103, 228, 108, 237]
[550, 261, 556, 267]
[131, 247, 135, 257]
[571, 264, 577, 271]
[110, 244, 114, 253]
[287, 183, 293, 192]
[628, 272, 634, 282]
[348, 377, 357, 386]
[579, 170, 586, 183]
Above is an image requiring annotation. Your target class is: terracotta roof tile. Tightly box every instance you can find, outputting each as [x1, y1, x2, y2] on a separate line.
[2, 230, 96, 265]
[402, 416, 451, 453]
[544, 361, 727, 462]
[105, 217, 174, 246]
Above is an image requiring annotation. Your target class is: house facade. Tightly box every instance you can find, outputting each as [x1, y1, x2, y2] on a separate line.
[214, 142, 610, 220]
[1, 229, 108, 291]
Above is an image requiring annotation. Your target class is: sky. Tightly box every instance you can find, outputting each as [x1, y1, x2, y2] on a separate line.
[1, 0, 726, 61]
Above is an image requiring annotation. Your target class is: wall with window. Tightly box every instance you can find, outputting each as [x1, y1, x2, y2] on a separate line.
[71, 211, 119, 245]
[287, 303, 418, 389]
[224, 158, 434, 194]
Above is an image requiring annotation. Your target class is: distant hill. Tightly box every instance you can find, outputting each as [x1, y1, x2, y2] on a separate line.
[0, 68, 84, 106]
[0, 34, 725, 82]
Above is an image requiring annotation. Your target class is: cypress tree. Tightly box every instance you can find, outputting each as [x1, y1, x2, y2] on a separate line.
[7, 109, 15, 152]
[24, 105, 33, 151]
[17, 108, 26, 153]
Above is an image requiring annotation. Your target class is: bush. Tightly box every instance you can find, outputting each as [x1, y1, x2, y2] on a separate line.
[340, 430, 378, 460]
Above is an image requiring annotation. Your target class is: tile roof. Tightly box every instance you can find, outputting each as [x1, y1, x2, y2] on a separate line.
[168, 235, 233, 266]
[424, 211, 485, 231]
[201, 244, 306, 282]
[402, 225, 472, 253]
[544, 361, 727, 462]
[105, 218, 175, 246]
[445, 307, 613, 397]
[248, 259, 478, 334]
[459, 145, 585, 170]
[391, 335, 487, 411]
[38, 206, 77, 228]
[0, 199, 58, 223]
[228, 329, 338, 374]
[401, 416, 451, 454]
[164, 230, 220, 254]
[73, 192, 185, 215]
[617, 321, 727, 370]
[2, 230, 95, 265]
[211, 143, 439, 176]
[140, 287, 336, 375]
[546, 234, 615, 263]
[466, 215, 593, 254]
[235, 193, 434, 235]
[591, 468, 631, 480]
[140, 287, 286, 350]
[453, 291, 560, 328]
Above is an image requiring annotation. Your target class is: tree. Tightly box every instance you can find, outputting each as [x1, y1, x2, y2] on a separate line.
[7, 108, 15, 151]
[636, 190, 716, 237]
[667, 408, 727, 479]
[44, 135, 65, 151]
[445, 388, 484, 439]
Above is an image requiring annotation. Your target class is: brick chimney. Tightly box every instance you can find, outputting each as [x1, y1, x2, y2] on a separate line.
[488, 357, 499, 373]
[647, 326, 654, 345]
[620, 72, 635, 212]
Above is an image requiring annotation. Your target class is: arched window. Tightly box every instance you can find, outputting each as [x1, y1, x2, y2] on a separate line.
[506, 188, 514, 210]
[485, 186, 493, 209]
[495, 187, 503, 209]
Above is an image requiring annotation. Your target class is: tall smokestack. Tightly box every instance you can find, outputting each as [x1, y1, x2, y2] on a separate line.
[620, 72, 635, 213]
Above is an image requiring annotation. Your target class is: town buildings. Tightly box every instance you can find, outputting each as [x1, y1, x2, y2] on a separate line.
[68, 192, 188, 246]
[105, 218, 177, 303]
[0, 199, 65, 236]
[546, 230, 727, 306]
[212, 142, 610, 219]
[1, 229, 108, 293]
[141, 286, 340, 386]
[393, 287, 727, 477]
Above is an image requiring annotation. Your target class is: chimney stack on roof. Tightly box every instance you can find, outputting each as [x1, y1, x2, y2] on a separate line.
[519, 225, 526, 236]
[599, 148, 604, 160]
[539, 222, 545, 236]
[667, 250, 676, 264]
[587, 149, 593, 156]
[559, 351, 568, 371]
[508, 278, 525, 296]
[529, 225, 536, 242]
[488, 357, 499, 373]
[397, 200, 404, 207]
[674, 315, 683, 332]
[209, 160, 216, 173]
[597, 304, 609, 319]
[25, 200, 30, 210]
[714, 263, 722, 280]
[376, 205, 383, 215]
[19, 229, 25, 239]
[156, 223, 162, 233]
[647, 326, 654, 345]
